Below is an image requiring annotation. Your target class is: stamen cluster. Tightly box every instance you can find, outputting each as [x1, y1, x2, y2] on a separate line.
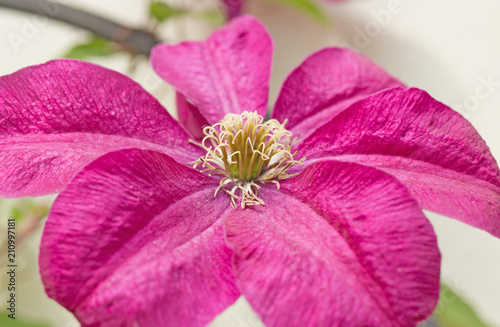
[190, 111, 304, 208]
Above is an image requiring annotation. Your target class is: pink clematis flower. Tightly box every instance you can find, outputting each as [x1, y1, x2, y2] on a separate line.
[1, 15, 499, 327]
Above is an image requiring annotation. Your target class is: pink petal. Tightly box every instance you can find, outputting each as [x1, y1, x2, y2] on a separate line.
[297, 87, 500, 236]
[272, 48, 403, 139]
[225, 160, 440, 327]
[151, 15, 272, 124]
[40, 148, 239, 327]
[222, 0, 243, 19]
[176, 92, 209, 140]
[0, 59, 202, 197]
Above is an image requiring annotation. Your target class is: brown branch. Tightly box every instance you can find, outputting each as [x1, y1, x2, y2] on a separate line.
[0, 0, 160, 56]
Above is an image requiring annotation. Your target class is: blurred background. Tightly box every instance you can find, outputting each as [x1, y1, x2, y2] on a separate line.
[0, 0, 499, 326]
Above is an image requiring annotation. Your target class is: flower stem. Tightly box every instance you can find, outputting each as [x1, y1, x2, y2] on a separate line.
[0, 0, 160, 56]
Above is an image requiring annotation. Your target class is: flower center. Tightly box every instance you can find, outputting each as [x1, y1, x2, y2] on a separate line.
[189, 111, 305, 208]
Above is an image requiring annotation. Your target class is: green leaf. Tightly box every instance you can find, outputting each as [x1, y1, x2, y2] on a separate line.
[10, 206, 23, 221]
[0, 313, 50, 327]
[9, 199, 37, 222]
[196, 10, 226, 26]
[149, 1, 187, 22]
[434, 282, 492, 327]
[265, 0, 329, 24]
[63, 35, 116, 60]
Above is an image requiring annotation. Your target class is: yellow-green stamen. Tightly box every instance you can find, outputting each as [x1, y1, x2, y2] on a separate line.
[189, 111, 305, 209]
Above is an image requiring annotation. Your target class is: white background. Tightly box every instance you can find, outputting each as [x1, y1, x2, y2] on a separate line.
[0, 0, 499, 326]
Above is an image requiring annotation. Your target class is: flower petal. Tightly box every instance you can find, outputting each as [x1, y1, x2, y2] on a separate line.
[272, 48, 403, 139]
[225, 160, 440, 327]
[39, 148, 238, 327]
[176, 92, 209, 140]
[297, 87, 500, 236]
[0, 59, 201, 197]
[151, 15, 272, 124]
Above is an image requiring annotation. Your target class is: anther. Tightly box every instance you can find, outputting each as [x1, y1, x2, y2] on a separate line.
[189, 111, 305, 208]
